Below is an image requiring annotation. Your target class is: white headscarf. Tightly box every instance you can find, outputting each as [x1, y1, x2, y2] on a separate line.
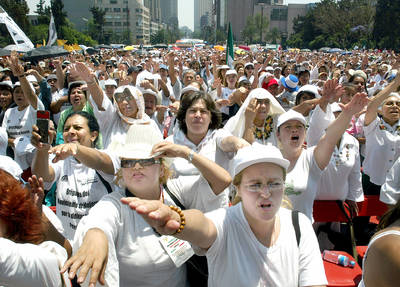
[224, 88, 285, 138]
[113, 85, 151, 125]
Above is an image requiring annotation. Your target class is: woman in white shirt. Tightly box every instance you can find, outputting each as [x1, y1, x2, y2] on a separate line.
[70, 62, 160, 148]
[277, 82, 368, 220]
[120, 143, 328, 287]
[0, 169, 71, 287]
[224, 88, 285, 146]
[61, 124, 232, 286]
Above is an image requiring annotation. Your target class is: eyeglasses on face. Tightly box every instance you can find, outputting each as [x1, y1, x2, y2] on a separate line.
[121, 158, 160, 168]
[384, 100, 400, 107]
[244, 181, 284, 194]
[114, 90, 134, 102]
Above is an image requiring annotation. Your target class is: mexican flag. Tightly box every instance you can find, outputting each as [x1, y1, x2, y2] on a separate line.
[226, 22, 234, 68]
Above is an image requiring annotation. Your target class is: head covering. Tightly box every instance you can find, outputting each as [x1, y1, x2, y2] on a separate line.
[281, 74, 299, 92]
[224, 88, 285, 138]
[226, 69, 238, 76]
[231, 143, 289, 177]
[244, 62, 254, 69]
[330, 102, 342, 113]
[0, 81, 13, 91]
[297, 84, 321, 99]
[141, 88, 162, 105]
[0, 127, 8, 156]
[0, 156, 23, 180]
[46, 74, 57, 81]
[277, 109, 307, 128]
[109, 124, 163, 159]
[104, 79, 118, 87]
[113, 85, 150, 125]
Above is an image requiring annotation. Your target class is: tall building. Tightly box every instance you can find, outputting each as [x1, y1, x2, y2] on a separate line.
[160, 0, 178, 27]
[194, 0, 213, 31]
[92, 0, 150, 44]
[62, 0, 94, 32]
[144, 0, 161, 22]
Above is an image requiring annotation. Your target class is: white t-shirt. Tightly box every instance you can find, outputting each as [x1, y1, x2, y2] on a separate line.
[51, 88, 71, 126]
[363, 116, 400, 185]
[284, 147, 323, 220]
[204, 205, 328, 287]
[220, 87, 235, 115]
[73, 174, 224, 287]
[0, 238, 69, 287]
[45, 155, 116, 241]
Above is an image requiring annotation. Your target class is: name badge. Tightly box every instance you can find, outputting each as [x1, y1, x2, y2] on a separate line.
[159, 235, 194, 267]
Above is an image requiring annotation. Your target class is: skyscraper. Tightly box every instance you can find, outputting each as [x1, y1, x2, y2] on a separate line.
[194, 0, 213, 31]
[160, 0, 178, 26]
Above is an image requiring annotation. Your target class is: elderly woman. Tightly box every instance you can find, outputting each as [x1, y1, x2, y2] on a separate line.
[224, 88, 285, 146]
[61, 124, 231, 286]
[166, 91, 247, 177]
[70, 62, 160, 148]
[120, 143, 328, 287]
[0, 170, 71, 287]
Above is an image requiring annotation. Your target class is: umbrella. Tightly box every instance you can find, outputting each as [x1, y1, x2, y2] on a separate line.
[95, 44, 113, 49]
[123, 45, 135, 51]
[235, 48, 246, 55]
[214, 45, 225, 51]
[153, 44, 168, 49]
[329, 48, 343, 53]
[21, 46, 69, 62]
[238, 45, 250, 51]
[0, 48, 11, 57]
[85, 47, 100, 55]
[319, 47, 331, 52]
[3, 44, 31, 53]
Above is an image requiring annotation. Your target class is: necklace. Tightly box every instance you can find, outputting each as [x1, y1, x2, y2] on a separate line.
[254, 116, 274, 143]
[378, 118, 400, 136]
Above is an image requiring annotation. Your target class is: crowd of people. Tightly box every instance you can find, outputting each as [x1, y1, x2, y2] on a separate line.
[0, 45, 399, 287]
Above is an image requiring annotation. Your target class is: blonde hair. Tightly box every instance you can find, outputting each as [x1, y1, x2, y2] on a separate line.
[115, 159, 171, 188]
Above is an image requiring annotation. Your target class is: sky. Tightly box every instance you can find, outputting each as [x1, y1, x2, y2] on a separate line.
[26, 0, 319, 31]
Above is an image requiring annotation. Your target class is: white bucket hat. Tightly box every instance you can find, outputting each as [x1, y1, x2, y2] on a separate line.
[277, 109, 307, 128]
[225, 69, 238, 76]
[297, 84, 321, 99]
[109, 124, 163, 159]
[231, 143, 289, 177]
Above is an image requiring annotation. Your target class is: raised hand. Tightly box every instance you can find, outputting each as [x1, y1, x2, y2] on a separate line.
[321, 79, 344, 103]
[5, 51, 24, 76]
[339, 92, 369, 115]
[151, 141, 190, 159]
[120, 197, 181, 235]
[49, 143, 79, 163]
[245, 98, 258, 124]
[28, 175, 45, 216]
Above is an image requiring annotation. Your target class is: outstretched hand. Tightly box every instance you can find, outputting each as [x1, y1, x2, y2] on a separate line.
[339, 92, 369, 116]
[321, 79, 344, 103]
[120, 197, 181, 235]
[152, 141, 190, 159]
[49, 143, 79, 163]
[28, 175, 45, 216]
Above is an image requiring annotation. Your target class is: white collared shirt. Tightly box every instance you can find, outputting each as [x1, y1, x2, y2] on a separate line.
[363, 116, 400, 185]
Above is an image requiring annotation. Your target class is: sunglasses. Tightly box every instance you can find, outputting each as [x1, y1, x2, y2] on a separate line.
[121, 158, 160, 168]
[114, 90, 134, 102]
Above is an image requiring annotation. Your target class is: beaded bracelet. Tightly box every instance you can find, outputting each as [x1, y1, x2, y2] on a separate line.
[169, 205, 185, 235]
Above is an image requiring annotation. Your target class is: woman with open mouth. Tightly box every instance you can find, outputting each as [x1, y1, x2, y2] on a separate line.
[276, 79, 368, 221]
[119, 143, 328, 287]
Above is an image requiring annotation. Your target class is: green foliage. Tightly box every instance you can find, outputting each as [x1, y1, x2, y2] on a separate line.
[373, 0, 400, 51]
[267, 27, 280, 44]
[50, 0, 67, 38]
[241, 16, 256, 43]
[90, 6, 106, 43]
[241, 13, 269, 44]
[62, 25, 96, 47]
[288, 0, 375, 49]
[0, 0, 31, 47]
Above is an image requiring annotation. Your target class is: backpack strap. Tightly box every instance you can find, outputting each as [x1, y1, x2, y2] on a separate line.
[291, 210, 301, 247]
[163, 183, 186, 210]
[96, 171, 113, 194]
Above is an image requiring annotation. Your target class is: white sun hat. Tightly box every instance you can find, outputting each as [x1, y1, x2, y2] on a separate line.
[109, 124, 163, 159]
[231, 143, 289, 177]
[277, 109, 307, 129]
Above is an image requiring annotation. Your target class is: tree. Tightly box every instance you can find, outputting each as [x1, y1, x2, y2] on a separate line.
[241, 16, 256, 44]
[50, 0, 67, 38]
[90, 6, 106, 44]
[35, 0, 51, 25]
[373, 0, 400, 50]
[253, 13, 269, 43]
[267, 27, 280, 44]
[0, 0, 31, 46]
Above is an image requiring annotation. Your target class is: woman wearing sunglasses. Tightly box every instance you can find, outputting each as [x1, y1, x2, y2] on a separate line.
[61, 124, 231, 286]
[69, 62, 160, 149]
[119, 143, 327, 287]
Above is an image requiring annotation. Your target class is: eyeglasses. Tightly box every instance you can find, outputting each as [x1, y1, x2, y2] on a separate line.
[384, 101, 400, 107]
[244, 181, 284, 194]
[114, 91, 134, 102]
[121, 158, 160, 168]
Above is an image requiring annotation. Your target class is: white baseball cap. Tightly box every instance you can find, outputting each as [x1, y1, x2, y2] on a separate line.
[277, 109, 307, 128]
[231, 143, 289, 177]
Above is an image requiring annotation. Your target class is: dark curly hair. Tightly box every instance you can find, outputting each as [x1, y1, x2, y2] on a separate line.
[176, 91, 221, 135]
[0, 170, 44, 244]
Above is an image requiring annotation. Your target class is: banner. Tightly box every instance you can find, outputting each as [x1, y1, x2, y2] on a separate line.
[226, 22, 234, 69]
[46, 13, 57, 47]
[0, 5, 34, 50]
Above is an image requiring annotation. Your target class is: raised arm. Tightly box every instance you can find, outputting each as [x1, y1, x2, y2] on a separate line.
[31, 125, 56, 182]
[314, 92, 368, 170]
[152, 141, 232, 195]
[167, 52, 178, 86]
[121, 197, 217, 250]
[48, 143, 115, 175]
[364, 73, 400, 126]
